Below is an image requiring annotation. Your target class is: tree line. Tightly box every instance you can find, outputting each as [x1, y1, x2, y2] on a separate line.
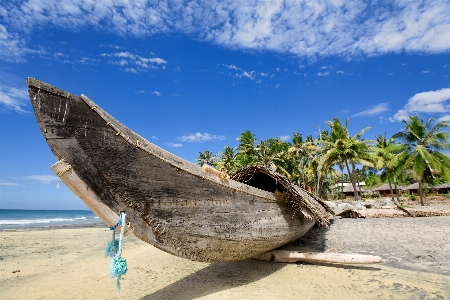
[197, 116, 450, 206]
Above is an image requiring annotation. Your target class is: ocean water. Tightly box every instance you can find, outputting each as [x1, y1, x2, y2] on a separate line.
[0, 209, 104, 230]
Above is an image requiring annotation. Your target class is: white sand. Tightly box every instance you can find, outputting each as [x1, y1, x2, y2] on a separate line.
[1, 225, 449, 299]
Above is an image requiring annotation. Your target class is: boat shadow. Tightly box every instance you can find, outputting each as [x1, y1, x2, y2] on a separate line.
[285, 218, 382, 271]
[139, 260, 284, 300]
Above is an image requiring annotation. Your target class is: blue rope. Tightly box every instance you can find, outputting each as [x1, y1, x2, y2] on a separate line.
[105, 212, 128, 290]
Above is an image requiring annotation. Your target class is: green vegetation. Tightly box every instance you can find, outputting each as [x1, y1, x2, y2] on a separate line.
[393, 116, 450, 205]
[197, 116, 450, 205]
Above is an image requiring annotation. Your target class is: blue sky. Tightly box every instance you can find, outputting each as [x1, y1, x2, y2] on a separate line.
[1, 0, 450, 210]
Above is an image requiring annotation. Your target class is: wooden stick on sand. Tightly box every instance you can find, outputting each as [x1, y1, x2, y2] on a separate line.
[255, 250, 382, 264]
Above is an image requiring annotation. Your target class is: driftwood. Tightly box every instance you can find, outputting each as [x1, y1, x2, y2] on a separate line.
[338, 207, 450, 218]
[255, 250, 382, 264]
[395, 204, 415, 217]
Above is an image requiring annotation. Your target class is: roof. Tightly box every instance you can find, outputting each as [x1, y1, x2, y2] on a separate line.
[340, 185, 366, 193]
[403, 182, 431, 190]
[333, 182, 366, 188]
[372, 183, 407, 191]
[434, 182, 450, 189]
[231, 164, 332, 227]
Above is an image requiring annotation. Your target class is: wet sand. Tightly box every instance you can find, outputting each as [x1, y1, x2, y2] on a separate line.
[1, 217, 449, 299]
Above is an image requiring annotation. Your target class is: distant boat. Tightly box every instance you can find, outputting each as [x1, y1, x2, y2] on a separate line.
[27, 78, 331, 262]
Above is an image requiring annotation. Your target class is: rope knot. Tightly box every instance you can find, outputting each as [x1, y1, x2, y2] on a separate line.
[105, 212, 128, 290]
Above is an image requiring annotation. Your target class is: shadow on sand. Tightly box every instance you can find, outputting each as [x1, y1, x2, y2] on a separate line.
[141, 219, 382, 299]
[139, 260, 284, 300]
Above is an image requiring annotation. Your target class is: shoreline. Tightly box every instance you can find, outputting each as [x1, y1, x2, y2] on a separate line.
[0, 221, 107, 232]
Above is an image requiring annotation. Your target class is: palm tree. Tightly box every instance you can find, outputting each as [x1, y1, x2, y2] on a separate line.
[318, 117, 373, 200]
[254, 138, 289, 176]
[287, 133, 309, 188]
[196, 150, 217, 167]
[371, 134, 407, 201]
[216, 146, 237, 174]
[393, 116, 450, 205]
[236, 130, 257, 163]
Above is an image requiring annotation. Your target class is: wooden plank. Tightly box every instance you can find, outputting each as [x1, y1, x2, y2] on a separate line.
[255, 250, 382, 264]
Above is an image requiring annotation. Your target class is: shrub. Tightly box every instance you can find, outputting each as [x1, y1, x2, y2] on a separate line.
[363, 193, 379, 199]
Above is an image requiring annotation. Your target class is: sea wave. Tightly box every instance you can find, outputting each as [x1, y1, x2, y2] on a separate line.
[0, 218, 87, 225]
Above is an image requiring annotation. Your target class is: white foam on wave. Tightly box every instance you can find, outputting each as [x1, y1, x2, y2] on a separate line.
[0, 218, 84, 225]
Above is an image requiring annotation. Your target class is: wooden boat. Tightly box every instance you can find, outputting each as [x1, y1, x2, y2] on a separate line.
[27, 78, 331, 262]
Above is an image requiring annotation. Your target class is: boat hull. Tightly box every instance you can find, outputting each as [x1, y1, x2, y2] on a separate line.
[27, 78, 315, 262]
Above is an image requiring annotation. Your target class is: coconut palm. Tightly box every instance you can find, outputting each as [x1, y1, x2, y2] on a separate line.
[253, 138, 289, 176]
[216, 146, 238, 174]
[196, 150, 217, 167]
[236, 130, 257, 162]
[393, 116, 450, 205]
[318, 117, 374, 200]
[371, 134, 407, 201]
[287, 133, 309, 189]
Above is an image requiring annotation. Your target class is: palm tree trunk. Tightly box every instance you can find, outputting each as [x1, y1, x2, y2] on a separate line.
[388, 180, 394, 201]
[340, 166, 344, 197]
[344, 159, 358, 200]
[394, 176, 400, 202]
[315, 174, 322, 197]
[301, 163, 307, 189]
[352, 164, 363, 196]
[418, 180, 424, 206]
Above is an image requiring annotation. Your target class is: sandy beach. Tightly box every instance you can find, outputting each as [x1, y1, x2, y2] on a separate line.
[1, 217, 449, 300]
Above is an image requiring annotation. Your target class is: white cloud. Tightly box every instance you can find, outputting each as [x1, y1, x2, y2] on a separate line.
[354, 103, 389, 117]
[3, 1, 450, 62]
[423, 70, 430, 74]
[274, 84, 280, 89]
[0, 24, 44, 62]
[24, 175, 59, 184]
[168, 143, 183, 147]
[0, 182, 19, 186]
[152, 91, 161, 96]
[389, 109, 410, 123]
[226, 64, 240, 70]
[151, 135, 158, 140]
[390, 88, 450, 122]
[405, 88, 450, 113]
[438, 115, 450, 122]
[242, 71, 255, 80]
[336, 70, 345, 74]
[0, 84, 29, 113]
[218, 64, 258, 80]
[278, 135, 290, 142]
[102, 51, 166, 72]
[317, 72, 330, 76]
[53, 52, 67, 58]
[178, 132, 225, 142]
